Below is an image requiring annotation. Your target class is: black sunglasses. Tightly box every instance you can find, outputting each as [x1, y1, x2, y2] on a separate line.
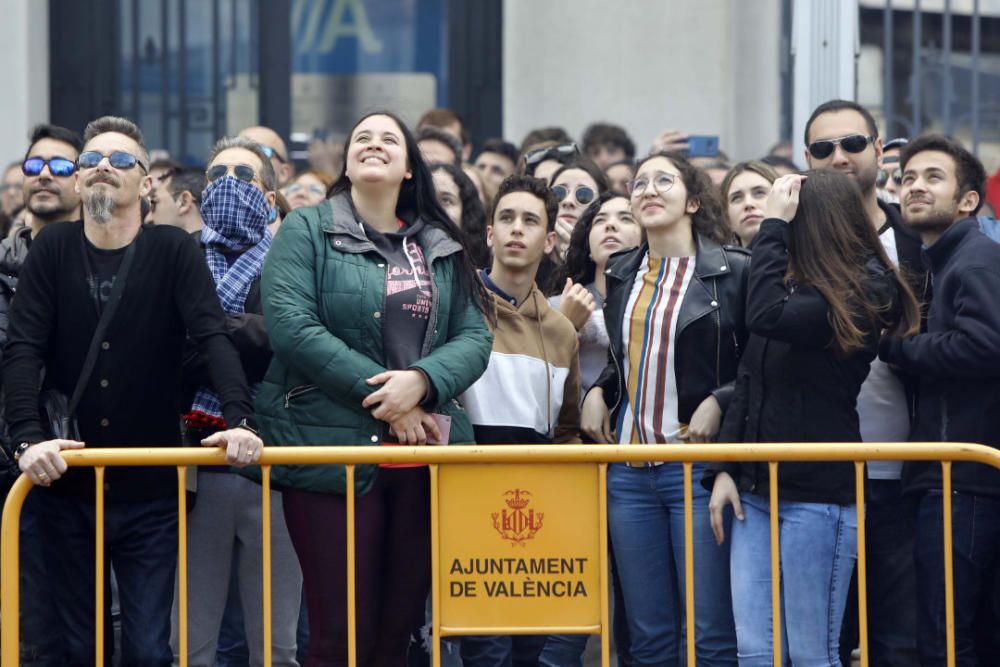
[22, 156, 77, 178]
[552, 184, 596, 205]
[807, 134, 874, 160]
[207, 163, 259, 184]
[258, 144, 287, 164]
[523, 142, 579, 167]
[78, 150, 148, 172]
[877, 167, 902, 188]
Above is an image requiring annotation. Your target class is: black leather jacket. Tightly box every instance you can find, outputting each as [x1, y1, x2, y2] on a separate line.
[593, 233, 751, 428]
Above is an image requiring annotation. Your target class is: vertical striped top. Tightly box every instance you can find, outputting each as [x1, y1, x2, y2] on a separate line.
[616, 253, 694, 445]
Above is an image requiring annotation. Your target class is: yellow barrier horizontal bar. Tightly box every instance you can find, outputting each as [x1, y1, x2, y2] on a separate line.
[439, 625, 602, 636]
[43, 442, 1000, 468]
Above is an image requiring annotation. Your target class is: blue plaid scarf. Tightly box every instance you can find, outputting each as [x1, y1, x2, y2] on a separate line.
[190, 176, 272, 420]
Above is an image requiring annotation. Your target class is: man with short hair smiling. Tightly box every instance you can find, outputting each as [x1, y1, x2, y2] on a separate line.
[879, 134, 1000, 665]
[3, 116, 262, 666]
[804, 99, 925, 666]
[459, 175, 580, 666]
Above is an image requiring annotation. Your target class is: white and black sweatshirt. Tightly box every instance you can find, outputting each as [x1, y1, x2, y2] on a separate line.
[460, 271, 581, 445]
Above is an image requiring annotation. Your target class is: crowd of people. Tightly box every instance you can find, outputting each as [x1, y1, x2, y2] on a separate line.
[0, 97, 998, 667]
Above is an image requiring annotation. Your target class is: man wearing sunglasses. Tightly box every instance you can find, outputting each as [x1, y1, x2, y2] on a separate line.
[238, 125, 294, 187]
[3, 116, 262, 667]
[0, 125, 84, 273]
[877, 137, 909, 205]
[0, 121, 85, 667]
[804, 99, 925, 667]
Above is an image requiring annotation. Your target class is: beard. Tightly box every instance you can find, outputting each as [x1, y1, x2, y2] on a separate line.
[854, 161, 879, 196]
[28, 188, 75, 222]
[85, 189, 116, 225]
[903, 203, 957, 237]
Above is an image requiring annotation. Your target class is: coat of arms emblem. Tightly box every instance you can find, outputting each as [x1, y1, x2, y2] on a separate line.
[492, 489, 544, 546]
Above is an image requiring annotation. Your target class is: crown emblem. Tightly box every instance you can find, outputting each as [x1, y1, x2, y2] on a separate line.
[492, 488, 544, 546]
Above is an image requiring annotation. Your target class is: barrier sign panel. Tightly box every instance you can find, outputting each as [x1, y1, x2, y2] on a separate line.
[437, 463, 602, 631]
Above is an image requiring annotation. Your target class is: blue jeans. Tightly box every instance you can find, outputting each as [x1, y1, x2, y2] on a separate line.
[915, 490, 1000, 666]
[730, 493, 856, 667]
[538, 633, 587, 667]
[36, 491, 178, 666]
[459, 635, 547, 667]
[608, 463, 736, 666]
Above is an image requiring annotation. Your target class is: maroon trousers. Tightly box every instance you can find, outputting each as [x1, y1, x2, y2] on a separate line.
[282, 467, 431, 667]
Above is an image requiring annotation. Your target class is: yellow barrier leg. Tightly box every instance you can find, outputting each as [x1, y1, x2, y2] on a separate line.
[942, 462, 955, 667]
[599, 463, 610, 667]
[683, 462, 695, 667]
[1, 476, 32, 667]
[346, 465, 356, 667]
[430, 464, 441, 667]
[177, 466, 189, 667]
[768, 462, 781, 667]
[96, 466, 106, 667]
[262, 466, 273, 667]
[855, 461, 868, 667]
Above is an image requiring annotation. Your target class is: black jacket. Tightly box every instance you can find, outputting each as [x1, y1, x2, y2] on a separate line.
[707, 219, 902, 505]
[880, 218, 1000, 499]
[2, 221, 256, 502]
[181, 230, 272, 409]
[593, 233, 751, 428]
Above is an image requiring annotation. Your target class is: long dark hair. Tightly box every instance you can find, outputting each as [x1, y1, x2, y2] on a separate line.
[788, 169, 920, 356]
[328, 110, 493, 320]
[546, 191, 630, 295]
[429, 162, 490, 268]
[634, 151, 730, 245]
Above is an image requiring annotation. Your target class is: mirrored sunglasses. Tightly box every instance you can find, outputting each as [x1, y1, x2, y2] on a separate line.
[22, 157, 77, 177]
[258, 144, 287, 164]
[77, 150, 147, 172]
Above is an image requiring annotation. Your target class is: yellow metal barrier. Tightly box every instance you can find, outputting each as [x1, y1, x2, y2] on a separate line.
[3, 442, 999, 667]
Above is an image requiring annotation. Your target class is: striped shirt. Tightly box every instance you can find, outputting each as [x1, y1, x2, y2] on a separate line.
[616, 253, 694, 445]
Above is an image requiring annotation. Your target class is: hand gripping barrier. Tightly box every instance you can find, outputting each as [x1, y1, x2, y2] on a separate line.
[3, 442, 999, 667]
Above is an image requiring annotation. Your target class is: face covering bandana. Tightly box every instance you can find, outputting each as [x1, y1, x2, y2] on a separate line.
[200, 175, 272, 250]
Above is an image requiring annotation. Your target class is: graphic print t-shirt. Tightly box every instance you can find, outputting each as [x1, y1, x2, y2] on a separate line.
[362, 218, 432, 371]
[84, 237, 126, 314]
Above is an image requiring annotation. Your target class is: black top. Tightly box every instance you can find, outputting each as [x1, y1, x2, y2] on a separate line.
[363, 219, 431, 372]
[82, 234, 126, 313]
[706, 218, 901, 505]
[880, 218, 1000, 498]
[2, 220, 255, 502]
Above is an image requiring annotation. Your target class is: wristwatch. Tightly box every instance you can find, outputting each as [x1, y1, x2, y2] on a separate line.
[235, 418, 258, 436]
[13, 442, 33, 461]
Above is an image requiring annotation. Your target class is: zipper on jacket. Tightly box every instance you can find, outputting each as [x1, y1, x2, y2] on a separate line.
[284, 384, 319, 408]
[714, 279, 722, 387]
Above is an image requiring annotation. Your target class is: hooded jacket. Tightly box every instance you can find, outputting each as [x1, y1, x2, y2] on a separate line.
[251, 193, 493, 496]
[880, 218, 1000, 498]
[460, 276, 581, 445]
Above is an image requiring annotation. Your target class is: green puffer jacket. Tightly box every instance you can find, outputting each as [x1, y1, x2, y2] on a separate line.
[247, 193, 493, 496]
